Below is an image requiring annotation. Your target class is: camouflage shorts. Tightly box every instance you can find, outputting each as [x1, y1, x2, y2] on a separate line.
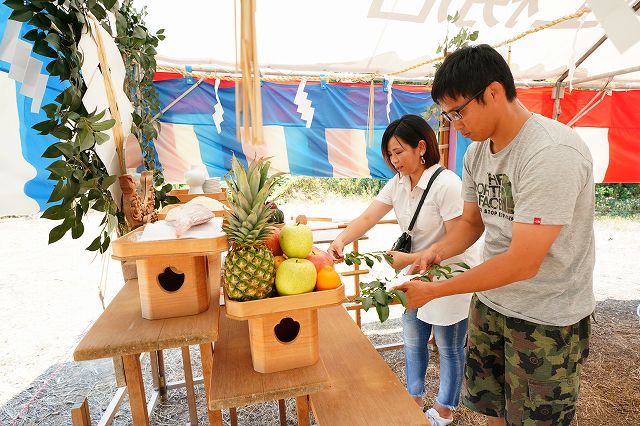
[462, 294, 591, 426]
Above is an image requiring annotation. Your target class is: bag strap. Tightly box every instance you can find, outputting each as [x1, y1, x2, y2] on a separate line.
[407, 166, 445, 232]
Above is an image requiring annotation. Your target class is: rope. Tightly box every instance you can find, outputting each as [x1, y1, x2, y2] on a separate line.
[390, 6, 592, 77]
[7, 364, 66, 426]
[6, 321, 96, 426]
[157, 6, 592, 83]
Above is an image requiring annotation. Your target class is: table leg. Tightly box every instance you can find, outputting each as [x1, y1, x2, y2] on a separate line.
[122, 353, 149, 426]
[230, 407, 238, 426]
[181, 346, 198, 425]
[200, 342, 223, 426]
[296, 395, 310, 426]
[149, 351, 159, 391]
[157, 350, 167, 400]
[353, 240, 362, 328]
[278, 399, 287, 426]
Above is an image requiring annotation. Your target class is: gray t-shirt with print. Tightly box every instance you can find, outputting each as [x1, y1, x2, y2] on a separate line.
[462, 113, 595, 326]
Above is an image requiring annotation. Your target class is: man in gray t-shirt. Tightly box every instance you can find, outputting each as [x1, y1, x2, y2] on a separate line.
[463, 114, 595, 326]
[393, 45, 594, 426]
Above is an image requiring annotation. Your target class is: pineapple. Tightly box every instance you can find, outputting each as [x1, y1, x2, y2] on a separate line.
[223, 156, 282, 301]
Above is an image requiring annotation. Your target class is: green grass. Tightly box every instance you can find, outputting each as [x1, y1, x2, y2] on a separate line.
[273, 178, 640, 218]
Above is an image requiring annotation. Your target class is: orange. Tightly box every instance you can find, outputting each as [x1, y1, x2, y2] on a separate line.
[315, 265, 341, 291]
[274, 255, 286, 268]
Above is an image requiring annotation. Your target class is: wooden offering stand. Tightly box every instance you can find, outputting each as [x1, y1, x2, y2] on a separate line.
[159, 188, 229, 220]
[224, 285, 346, 373]
[112, 228, 229, 320]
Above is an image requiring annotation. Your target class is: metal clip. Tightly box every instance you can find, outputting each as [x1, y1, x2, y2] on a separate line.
[185, 65, 193, 84]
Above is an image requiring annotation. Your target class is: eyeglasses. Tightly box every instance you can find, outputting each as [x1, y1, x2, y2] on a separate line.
[441, 87, 486, 122]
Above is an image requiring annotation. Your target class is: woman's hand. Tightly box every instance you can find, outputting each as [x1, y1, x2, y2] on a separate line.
[385, 251, 416, 271]
[327, 240, 345, 263]
[391, 280, 439, 309]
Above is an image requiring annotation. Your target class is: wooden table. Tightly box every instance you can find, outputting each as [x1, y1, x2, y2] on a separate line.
[74, 277, 222, 425]
[310, 306, 428, 425]
[208, 307, 329, 425]
[208, 305, 426, 425]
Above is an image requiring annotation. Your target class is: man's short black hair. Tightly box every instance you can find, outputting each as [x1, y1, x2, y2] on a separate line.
[431, 44, 517, 105]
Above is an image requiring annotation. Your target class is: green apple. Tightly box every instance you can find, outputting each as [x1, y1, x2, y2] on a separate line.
[275, 258, 317, 295]
[279, 224, 313, 258]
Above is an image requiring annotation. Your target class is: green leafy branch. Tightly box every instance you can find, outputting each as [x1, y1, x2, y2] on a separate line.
[355, 262, 471, 323]
[3, 0, 173, 252]
[117, 0, 176, 209]
[436, 12, 479, 60]
[4, 0, 127, 250]
[355, 279, 407, 323]
[407, 262, 471, 281]
[425, 11, 480, 134]
[344, 251, 394, 268]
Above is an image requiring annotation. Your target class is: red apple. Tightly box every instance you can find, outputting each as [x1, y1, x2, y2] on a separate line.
[306, 246, 333, 272]
[264, 226, 283, 256]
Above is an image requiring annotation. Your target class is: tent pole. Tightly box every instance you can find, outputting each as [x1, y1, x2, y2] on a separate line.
[153, 77, 206, 120]
[571, 66, 640, 85]
[155, 62, 640, 89]
[566, 78, 612, 127]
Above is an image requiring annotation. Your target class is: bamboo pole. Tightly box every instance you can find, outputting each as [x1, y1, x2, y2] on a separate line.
[237, 0, 264, 145]
[90, 16, 126, 175]
[250, 0, 263, 145]
[438, 118, 450, 168]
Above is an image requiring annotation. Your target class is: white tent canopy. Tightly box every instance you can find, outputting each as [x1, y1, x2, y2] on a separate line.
[138, 0, 640, 86]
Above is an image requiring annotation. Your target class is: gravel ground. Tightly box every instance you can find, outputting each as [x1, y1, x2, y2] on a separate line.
[1, 199, 638, 425]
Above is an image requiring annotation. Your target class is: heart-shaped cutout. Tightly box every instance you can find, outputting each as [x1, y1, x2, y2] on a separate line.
[157, 266, 185, 292]
[274, 317, 300, 343]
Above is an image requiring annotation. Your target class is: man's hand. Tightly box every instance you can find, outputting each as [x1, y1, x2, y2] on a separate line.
[391, 280, 439, 308]
[408, 247, 442, 275]
[385, 251, 415, 270]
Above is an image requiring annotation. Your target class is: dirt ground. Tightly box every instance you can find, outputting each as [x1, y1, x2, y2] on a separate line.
[0, 198, 638, 425]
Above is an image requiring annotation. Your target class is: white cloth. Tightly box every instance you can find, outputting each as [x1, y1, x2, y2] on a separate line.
[136, 218, 224, 242]
[376, 164, 482, 326]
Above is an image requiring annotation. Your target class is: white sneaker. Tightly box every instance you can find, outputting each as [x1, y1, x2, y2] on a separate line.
[426, 408, 453, 426]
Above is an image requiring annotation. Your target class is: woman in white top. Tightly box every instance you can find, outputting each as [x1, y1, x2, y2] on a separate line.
[328, 114, 480, 426]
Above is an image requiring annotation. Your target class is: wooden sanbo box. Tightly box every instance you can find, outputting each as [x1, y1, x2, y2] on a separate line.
[225, 285, 345, 373]
[112, 228, 229, 320]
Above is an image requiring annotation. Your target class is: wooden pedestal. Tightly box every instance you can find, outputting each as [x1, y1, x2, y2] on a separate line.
[112, 228, 229, 320]
[225, 285, 345, 373]
[248, 308, 319, 373]
[136, 255, 208, 319]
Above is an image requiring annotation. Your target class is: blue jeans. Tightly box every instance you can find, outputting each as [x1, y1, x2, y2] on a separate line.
[402, 309, 468, 409]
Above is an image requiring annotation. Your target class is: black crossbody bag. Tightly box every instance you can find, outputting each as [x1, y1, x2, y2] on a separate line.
[390, 166, 445, 253]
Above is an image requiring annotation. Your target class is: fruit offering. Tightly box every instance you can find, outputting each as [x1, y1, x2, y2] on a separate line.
[275, 258, 317, 295]
[315, 266, 341, 291]
[279, 224, 313, 258]
[223, 156, 282, 301]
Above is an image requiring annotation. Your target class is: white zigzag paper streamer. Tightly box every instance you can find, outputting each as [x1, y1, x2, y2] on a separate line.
[385, 75, 394, 123]
[0, 19, 49, 113]
[294, 79, 314, 128]
[212, 78, 224, 133]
